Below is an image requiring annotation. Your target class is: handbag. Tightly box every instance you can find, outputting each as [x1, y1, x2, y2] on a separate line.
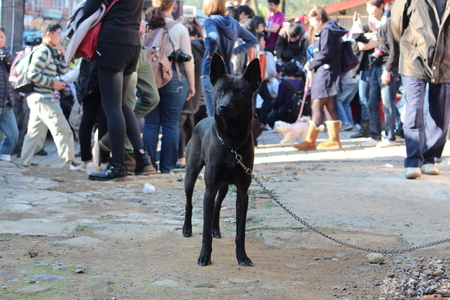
[77, 0, 118, 62]
[341, 40, 359, 74]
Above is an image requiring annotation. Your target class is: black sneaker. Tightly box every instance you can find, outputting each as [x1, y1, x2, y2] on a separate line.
[36, 148, 48, 156]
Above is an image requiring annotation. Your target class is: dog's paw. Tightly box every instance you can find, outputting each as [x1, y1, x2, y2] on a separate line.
[212, 229, 221, 239]
[238, 257, 253, 266]
[182, 226, 192, 237]
[197, 255, 212, 266]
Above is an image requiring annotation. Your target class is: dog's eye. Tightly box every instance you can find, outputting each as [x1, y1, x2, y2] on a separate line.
[217, 88, 224, 94]
[236, 91, 243, 96]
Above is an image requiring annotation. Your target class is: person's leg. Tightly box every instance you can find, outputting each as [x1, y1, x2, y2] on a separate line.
[334, 93, 348, 124]
[159, 75, 188, 173]
[134, 50, 160, 121]
[402, 75, 427, 168]
[367, 66, 382, 140]
[422, 82, 450, 164]
[178, 113, 188, 159]
[201, 75, 215, 117]
[323, 96, 339, 121]
[0, 107, 19, 155]
[122, 72, 144, 151]
[20, 97, 50, 166]
[41, 100, 75, 168]
[380, 69, 398, 141]
[358, 70, 371, 122]
[342, 82, 358, 125]
[79, 92, 101, 162]
[317, 96, 342, 150]
[311, 98, 325, 126]
[143, 104, 161, 171]
[97, 66, 127, 160]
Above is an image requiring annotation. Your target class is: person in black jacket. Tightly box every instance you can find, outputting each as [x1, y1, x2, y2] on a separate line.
[360, 0, 399, 148]
[294, 5, 346, 151]
[0, 28, 19, 160]
[82, 0, 152, 181]
[176, 17, 205, 168]
[275, 22, 309, 66]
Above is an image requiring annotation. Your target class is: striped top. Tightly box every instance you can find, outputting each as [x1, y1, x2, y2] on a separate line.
[27, 43, 68, 100]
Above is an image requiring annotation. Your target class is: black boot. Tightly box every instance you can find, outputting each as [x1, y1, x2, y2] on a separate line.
[88, 157, 127, 181]
[350, 121, 370, 138]
[134, 149, 157, 175]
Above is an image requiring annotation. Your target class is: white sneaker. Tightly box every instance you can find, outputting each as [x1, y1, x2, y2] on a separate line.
[405, 167, 421, 179]
[376, 139, 397, 148]
[361, 138, 380, 147]
[421, 164, 440, 175]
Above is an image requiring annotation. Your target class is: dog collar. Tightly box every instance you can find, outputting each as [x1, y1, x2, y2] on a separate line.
[217, 133, 239, 152]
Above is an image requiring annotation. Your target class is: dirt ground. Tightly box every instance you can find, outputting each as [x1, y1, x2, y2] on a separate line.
[0, 159, 449, 300]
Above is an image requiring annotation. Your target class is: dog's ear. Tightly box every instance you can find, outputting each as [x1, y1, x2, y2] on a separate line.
[242, 58, 262, 92]
[209, 53, 227, 86]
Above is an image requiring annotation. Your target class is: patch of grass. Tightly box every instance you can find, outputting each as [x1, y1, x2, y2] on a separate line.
[247, 216, 264, 224]
[74, 225, 86, 232]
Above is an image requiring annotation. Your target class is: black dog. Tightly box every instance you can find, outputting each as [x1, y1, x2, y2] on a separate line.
[182, 53, 261, 266]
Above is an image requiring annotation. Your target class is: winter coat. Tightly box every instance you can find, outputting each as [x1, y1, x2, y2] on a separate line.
[372, 18, 399, 72]
[83, 0, 142, 47]
[0, 47, 14, 109]
[201, 15, 257, 76]
[391, 0, 450, 83]
[308, 20, 346, 99]
[275, 23, 309, 65]
[64, 0, 106, 62]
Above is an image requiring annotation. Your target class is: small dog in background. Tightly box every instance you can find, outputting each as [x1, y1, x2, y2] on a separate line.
[274, 117, 324, 145]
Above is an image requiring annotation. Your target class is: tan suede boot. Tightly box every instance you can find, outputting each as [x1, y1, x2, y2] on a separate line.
[317, 120, 342, 149]
[293, 121, 321, 150]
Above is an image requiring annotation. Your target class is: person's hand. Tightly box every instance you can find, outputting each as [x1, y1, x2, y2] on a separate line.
[351, 11, 363, 33]
[368, 16, 377, 33]
[55, 43, 66, 57]
[353, 11, 360, 23]
[186, 85, 195, 101]
[381, 70, 391, 84]
[304, 61, 311, 72]
[139, 23, 147, 35]
[53, 79, 66, 91]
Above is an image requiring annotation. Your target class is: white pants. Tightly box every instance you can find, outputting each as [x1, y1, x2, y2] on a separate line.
[20, 94, 75, 168]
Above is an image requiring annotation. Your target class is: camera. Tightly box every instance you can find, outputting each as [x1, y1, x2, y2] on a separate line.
[169, 49, 191, 62]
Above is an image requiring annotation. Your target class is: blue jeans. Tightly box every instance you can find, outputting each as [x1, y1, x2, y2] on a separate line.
[368, 65, 398, 141]
[201, 75, 214, 117]
[143, 74, 188, 173]
[358, 69, 372, 122]
[335, 82, 358, 125]
[402, 75, 450, 168]
[0, 106, 19, 155]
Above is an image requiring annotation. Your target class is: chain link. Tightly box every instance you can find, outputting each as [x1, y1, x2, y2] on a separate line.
[232, 150, 450, 253]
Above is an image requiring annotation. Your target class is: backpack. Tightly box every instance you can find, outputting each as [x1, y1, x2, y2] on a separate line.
[144, 21, 181, 88]
[341, 40, 359, 74]
[9, 46, 51, 94]
[281, 79, 305, 124]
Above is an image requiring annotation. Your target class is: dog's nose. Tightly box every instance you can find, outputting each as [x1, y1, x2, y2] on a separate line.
[219, 103, 230, 110]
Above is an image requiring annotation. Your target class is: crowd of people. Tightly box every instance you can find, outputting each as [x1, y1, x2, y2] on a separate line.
[0, 0, 448, 180]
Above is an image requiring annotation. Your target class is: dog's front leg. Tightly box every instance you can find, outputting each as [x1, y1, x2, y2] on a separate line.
[235, 189, 253, 266]
[212, 184, 228, 238]
[198, 188, 217, 266]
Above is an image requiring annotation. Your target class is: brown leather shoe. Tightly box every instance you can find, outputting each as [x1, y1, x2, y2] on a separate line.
[99, 133, 111, 152]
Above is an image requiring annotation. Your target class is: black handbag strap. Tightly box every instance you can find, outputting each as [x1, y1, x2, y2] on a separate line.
[281, 78, 302, 94]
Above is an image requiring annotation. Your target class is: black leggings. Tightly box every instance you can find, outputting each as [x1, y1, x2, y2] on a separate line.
[97, 66, 143, 160]
[79, 91, 108, 163]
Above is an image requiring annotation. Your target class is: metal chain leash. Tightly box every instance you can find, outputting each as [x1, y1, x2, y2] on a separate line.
[233, 151, 450, 254]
